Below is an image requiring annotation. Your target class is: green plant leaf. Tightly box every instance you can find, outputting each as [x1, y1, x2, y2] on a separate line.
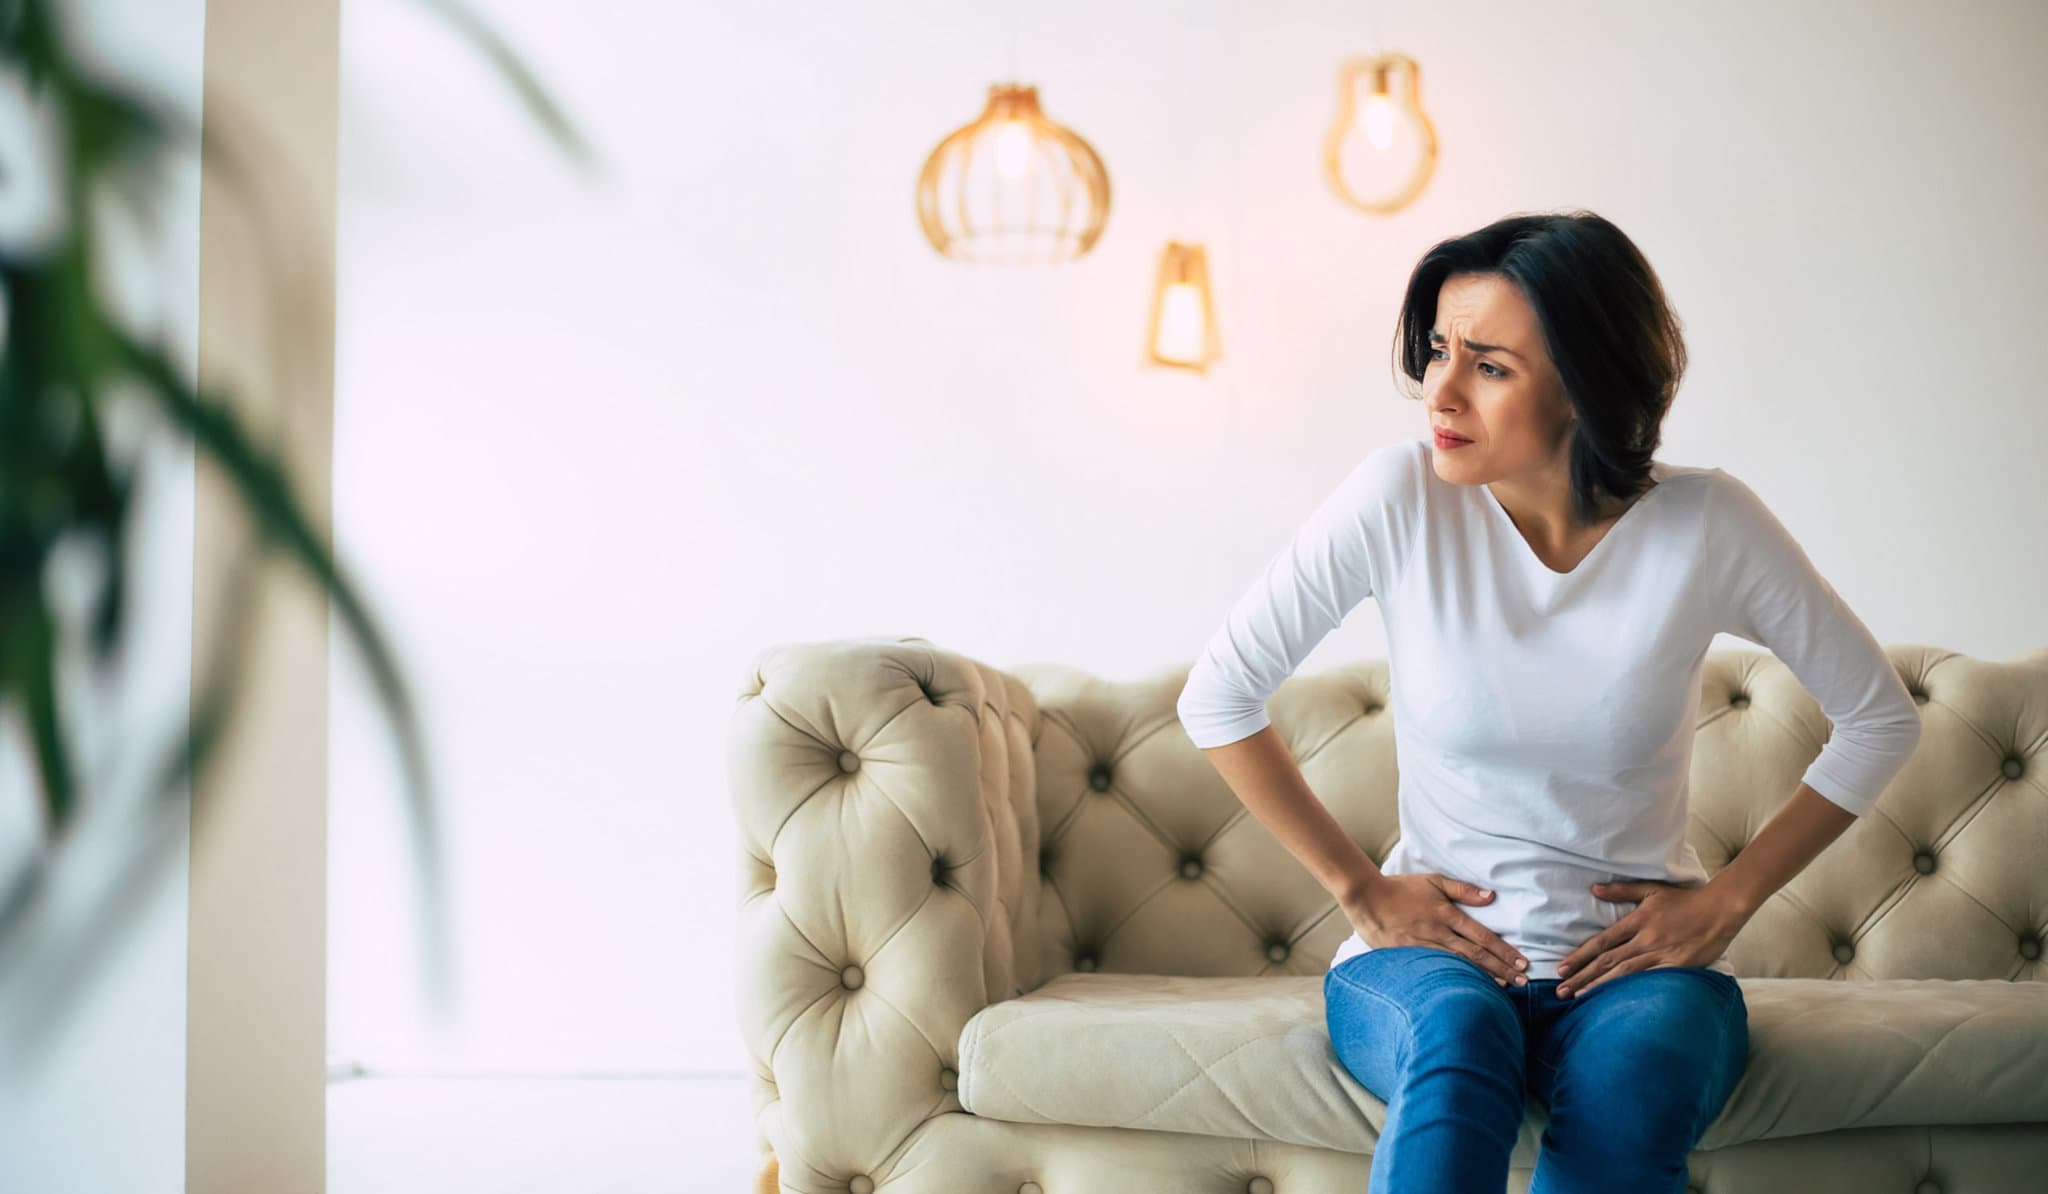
[413, 0, 598, 170]
[111, 326, 442, 862]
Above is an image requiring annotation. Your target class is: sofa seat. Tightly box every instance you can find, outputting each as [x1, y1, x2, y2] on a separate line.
[956, 971, 2048, 1159]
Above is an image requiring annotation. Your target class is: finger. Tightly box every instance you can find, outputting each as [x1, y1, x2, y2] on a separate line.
[1559, 945, 1644, 997]
[1447, 915, 1528, 980]
[1432, 931, 1518, 985]
[1442, 921, 1524, 984]
[1571, 954, 1657, 996]
[1558, 927, 1615, 978]
[1443, 878, 1496, 906]
[1561, 908, 1640, 977]
[1560, 928, 1638, 995]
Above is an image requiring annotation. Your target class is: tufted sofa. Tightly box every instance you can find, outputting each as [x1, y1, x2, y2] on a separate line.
[728, 636, 2048, 1193]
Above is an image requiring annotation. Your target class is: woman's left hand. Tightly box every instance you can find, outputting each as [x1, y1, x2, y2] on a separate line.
[1556, 880, 1748, 997]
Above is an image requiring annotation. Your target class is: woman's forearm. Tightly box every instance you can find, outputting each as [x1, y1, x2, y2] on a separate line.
[1198, 725, 1386, 909]
[1703, 782, 1858, 920]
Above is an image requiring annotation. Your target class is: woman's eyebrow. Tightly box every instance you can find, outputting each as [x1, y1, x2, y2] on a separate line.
[1429, 328, 1525, 361]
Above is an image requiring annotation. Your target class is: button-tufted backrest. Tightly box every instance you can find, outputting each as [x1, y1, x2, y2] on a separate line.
[1018, 645, 2048, 987]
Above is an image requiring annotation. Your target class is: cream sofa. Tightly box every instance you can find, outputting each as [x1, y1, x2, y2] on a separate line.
[729, 636, 2048, 1193]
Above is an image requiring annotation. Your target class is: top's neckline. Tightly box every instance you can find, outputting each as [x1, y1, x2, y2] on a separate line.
[1479, 462, 1667, 579]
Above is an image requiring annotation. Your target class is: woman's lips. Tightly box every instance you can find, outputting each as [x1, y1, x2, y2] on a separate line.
[1434, 428, 1474, 448]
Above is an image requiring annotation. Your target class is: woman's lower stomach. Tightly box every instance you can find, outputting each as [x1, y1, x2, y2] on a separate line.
[1325, 840, 1730, 980]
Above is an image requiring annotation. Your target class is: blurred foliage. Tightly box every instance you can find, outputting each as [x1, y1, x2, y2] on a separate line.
[0, 0, 593, 1054]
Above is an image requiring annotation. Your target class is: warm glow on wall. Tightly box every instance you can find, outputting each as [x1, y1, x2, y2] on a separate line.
[916, 82, 1111, 264]
[1323, 52, 1439, 214]
[1146, 242, 1220, 372]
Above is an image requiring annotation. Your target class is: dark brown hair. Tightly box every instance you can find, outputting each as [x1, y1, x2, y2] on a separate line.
[1392, 209, 1688, 526]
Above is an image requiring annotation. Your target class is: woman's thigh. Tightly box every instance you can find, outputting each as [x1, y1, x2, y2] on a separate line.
[1531, 966, 1749, 1145]
[1322, 944, 1524, 1101]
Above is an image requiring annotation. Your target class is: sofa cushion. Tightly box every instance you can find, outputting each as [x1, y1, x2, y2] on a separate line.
[955, 972, 2048, 1156]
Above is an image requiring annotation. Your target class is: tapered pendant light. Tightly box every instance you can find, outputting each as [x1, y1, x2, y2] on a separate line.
[1146, 242, 1220, 372]
[916, 82, 1112, 264]
[1323, 52, 1439, 214]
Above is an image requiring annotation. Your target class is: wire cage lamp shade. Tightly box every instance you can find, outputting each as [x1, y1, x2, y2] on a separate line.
[916, 82, 1112, 264]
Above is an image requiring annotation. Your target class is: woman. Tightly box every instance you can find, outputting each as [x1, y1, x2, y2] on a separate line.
[1175, 210, 1923, 1193]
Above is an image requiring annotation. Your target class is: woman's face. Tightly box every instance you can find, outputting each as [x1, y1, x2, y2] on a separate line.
[1422, 271, 1576, 488]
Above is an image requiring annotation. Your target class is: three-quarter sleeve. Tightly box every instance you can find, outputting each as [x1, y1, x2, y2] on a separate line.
[1176, 440, 1418, 749]
[1709, 470, 1923, 816]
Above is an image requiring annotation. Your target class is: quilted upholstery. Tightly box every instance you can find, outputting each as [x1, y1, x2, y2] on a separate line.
[954, 972, 2048, 1153]
[728, 636, 2048, 1193]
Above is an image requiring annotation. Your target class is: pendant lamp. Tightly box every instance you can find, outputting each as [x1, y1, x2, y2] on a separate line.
[916, 82, 1111, 264]
[1323, 52, 1439, 214]
[1146, 242, 1220, 372]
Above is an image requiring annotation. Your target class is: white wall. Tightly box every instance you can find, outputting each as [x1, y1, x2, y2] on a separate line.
[0, 2, 205, 1191]
[328, 0, 2048, 1075]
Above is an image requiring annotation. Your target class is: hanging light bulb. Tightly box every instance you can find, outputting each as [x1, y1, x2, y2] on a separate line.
[916, 82, 1111, 264]
[1323, 52, 1439, 214]
[1146, 242, 1220, 372]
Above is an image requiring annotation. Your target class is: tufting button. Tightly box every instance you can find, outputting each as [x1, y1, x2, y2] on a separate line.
[840, 964, 864, 990]
[1089, 767, 1113, 792]
[1248, 1178, 1276, 1194]
[837, 750, 861, 774]
[2022, 937, 2042, 961]
[849, 1177, 874, 1194]
[1179, 857, 1204, 879]
[1729, 693, 1750, 708]
[939, 1066, 957, 1090]
[1912, 850, 1937, 874]
[1364, 701, 1384, 715]
[1020, 1183, 1043, 1194]
[1075, 953, 1098, 972]
[1832, 942, 1855, 964]
[1910, 687, 1929, 704]
[1915, 1181, 1941, 1194]
[1266, 941, 1290, 963]
[2002, 756, 2026, 780]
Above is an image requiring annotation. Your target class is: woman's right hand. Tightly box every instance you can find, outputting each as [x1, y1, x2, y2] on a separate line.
[1342, 873, 1530, 987]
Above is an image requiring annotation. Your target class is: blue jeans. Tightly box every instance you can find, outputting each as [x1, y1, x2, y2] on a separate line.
[1323, 945, 1748, 1193]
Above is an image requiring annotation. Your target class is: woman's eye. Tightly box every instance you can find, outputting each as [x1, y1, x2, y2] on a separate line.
[1429, 347, 1504, 377]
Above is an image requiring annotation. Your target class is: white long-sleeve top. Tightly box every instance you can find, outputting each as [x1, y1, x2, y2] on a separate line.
[1175, 434, 1923, 980]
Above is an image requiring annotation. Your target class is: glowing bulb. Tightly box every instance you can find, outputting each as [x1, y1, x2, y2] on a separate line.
[1155, 283, 1205, 361]
[1363, 92, 1395, 151]
[992, 120, 1033, 179]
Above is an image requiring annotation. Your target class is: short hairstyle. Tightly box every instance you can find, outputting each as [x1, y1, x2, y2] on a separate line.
[1391, 209, 1688, 527]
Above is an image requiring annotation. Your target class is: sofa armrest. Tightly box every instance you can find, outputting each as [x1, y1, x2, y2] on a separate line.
[727, 635, 1042, 1189]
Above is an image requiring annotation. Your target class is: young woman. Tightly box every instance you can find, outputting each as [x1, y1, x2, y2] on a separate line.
[1176, 210, 1922, 1193]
